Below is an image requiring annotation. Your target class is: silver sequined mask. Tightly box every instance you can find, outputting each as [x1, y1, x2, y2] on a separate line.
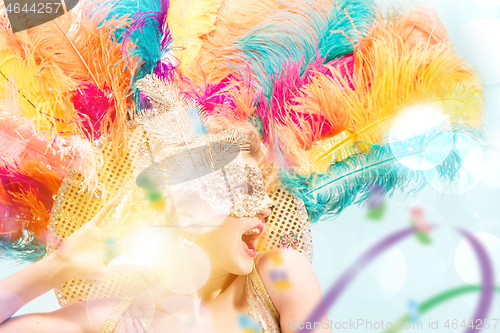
[196, 163, 276, 218]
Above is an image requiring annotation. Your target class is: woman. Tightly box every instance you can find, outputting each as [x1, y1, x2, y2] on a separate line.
[0, 0, 482, 331]
[0, 113, 331, 333]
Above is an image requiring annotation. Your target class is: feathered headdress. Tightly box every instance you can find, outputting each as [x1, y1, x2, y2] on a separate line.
[0, 0, 485, 265]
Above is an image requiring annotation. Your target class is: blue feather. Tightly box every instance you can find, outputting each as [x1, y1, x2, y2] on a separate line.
[0, 230, 46, 263]
[279, 124, 484, 223]
[233, 0, 376, 99]
[97, 0, 173, 112]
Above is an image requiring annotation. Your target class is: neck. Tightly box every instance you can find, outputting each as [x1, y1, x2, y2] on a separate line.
[198, 265, 237, 302]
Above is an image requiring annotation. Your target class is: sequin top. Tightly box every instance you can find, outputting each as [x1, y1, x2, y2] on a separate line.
[101, 253, 281, 333]
[246, 252, 282, 332]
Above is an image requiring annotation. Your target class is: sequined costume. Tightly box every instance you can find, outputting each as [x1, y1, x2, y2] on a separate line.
[246, 253, 281, 333]
[101, 253, 280, 333]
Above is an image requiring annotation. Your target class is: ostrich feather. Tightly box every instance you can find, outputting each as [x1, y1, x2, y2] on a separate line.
[166, 0, 223, 74]
[232, 0, 376, 98]
[182, 0, 284, 84]
[102, 0, 172, 70]
[0, 164, 55, 240]
[4, 1, 141, 152]
[71, 83, 116, 139]
[246, 5, 481, 173]
[10, 190, 50, 239]
[0, 116, 101, 192]
[255, 57, 328, 143]
[291, 7, 483, 172]
[0, 31, 80, 136]
[311, 49, 482, 167]
[17, 160, 62, 197]
[100, 0, 174, 110]
[135, 74, 209, 148]
[280, 124, 484, 222]
[0, 116, 72, 178]
[0, 230, 46, 263]
[378, 3, 449, 48]
[222, 0, 374, 162]
[0, 201, 22, 241]
[135, 74, 184, 116]
[175, 75, 236, 116]
[27, 0, 133, 83]
[255, 54, 355, 152]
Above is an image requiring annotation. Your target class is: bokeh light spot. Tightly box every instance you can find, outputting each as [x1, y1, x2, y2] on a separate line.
[458, 17, 500, 84]
[160, 241, 211, 294]
[344, 240, 407, 302]
[389, 105, 452, 171]
[454, 232, 500, 285]
[157, 295, 213, 333]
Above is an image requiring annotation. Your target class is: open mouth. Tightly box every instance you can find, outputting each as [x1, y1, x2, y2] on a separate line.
[241, 225, 263, 258]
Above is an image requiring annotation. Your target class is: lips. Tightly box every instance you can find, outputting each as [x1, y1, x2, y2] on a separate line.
[241, 224, 264, 258]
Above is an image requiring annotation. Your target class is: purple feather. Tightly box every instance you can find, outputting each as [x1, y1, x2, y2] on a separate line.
[121, 0, 175, 81]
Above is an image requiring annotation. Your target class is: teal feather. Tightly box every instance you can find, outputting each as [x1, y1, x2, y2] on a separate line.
[0, 230, 46, 263]
[101, 0, 171, 68]
[280, 124, 484, 223]
[97, 0, 173, 112]
[233, 0, 376, 99]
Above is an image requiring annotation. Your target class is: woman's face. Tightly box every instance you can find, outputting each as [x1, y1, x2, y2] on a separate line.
[189, 154, 274, 276]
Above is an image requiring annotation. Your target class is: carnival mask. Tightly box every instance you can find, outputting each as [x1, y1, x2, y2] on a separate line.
[197, 163, 276, 218]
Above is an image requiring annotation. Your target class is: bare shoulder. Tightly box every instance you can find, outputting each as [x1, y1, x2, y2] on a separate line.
[257, 249, 312, 275]
[255, 249, 318, 309]
[255, 250, 331, 332]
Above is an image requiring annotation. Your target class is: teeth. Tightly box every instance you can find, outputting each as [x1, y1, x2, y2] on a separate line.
[243, 228, 260, 236]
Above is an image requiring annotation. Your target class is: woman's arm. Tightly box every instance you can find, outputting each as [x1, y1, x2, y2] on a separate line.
[258, 249, 332, 333]
[0, 295, 123, 333]
[0, 254, 70, 325]
[0, 253, 120, 333]
[0, 198, 124, 330]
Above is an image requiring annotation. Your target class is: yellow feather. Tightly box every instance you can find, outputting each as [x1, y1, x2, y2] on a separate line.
[0, 30, 80, 135]
[304, 11, 483, 172]
[182, 0, 284, 83]
[167, 0, 224, 74]
[0, 2, 140, 154]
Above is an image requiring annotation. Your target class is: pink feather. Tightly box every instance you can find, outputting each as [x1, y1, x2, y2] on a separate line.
[327, 54, 356, 90]
[0, 117, 66, 174]
[0, 116, 102, 192]
[255, 56, 341, 147]
[71, 83, 116, 140]
[177, 75, 236, 115]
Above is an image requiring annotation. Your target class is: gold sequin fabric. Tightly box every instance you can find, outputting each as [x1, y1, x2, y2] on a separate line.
[46, 126, 150, 306]
[47, 127, 313, 306]
[256, 188, 314, 263]
[246, 253, 281, 333]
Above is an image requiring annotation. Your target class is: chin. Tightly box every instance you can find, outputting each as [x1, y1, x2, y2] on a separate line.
[231, 258, 255, 276]
[229, 245, 258, 276]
